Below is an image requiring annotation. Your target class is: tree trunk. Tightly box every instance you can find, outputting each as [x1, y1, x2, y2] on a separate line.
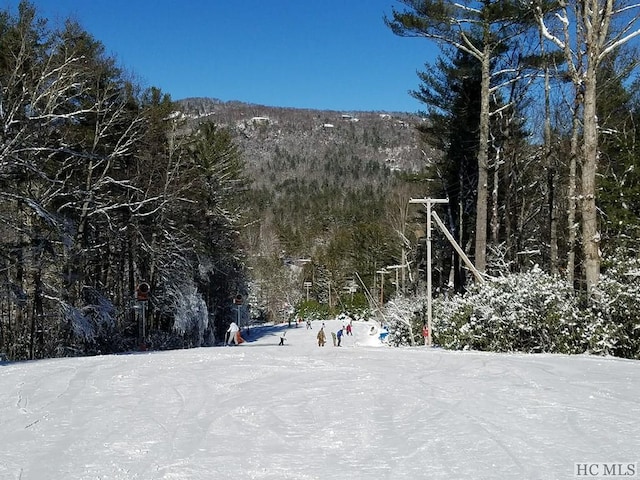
[474, 50, 491, 273]
[542, 31, 558, 275]
[581, 64, 600, 294]
[491, 143, 500, 244]
[566, 98, 581, 287]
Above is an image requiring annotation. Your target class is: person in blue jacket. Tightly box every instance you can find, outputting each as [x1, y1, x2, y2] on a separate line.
[336, 327, 344, 347]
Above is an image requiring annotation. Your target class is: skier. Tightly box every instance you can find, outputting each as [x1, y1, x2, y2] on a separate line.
[422, 323, 430, 346]
[331, 331, 337, 346]
[346, 322, 352, 336]
[279, 331, 287, 346]
[317, 327, 326, 347]
[226, 321, 239, 345]
[336, 327, 344, 347]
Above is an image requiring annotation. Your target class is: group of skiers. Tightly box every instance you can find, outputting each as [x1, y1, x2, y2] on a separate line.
[316, 321, 352, 347]
[225, 319, 355, 347]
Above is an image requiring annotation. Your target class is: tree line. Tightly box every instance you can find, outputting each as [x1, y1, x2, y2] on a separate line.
[0, 2, 246, 360]
[386, 0, 640, 294]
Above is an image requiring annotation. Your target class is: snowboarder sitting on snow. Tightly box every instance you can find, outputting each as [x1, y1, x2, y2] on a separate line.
[279, 331, 287, 346]
[317, 327, 326, 347]
[336, 328, 344, 347]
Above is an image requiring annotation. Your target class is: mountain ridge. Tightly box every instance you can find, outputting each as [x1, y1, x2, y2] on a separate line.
[174, 96, 437, 181]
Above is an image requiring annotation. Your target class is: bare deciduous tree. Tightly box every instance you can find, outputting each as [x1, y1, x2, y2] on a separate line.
[534, 0, 640, 293]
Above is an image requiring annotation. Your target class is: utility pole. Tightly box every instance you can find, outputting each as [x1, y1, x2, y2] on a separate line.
[409, 198, 448, 346]
[409, 198, 485, 346]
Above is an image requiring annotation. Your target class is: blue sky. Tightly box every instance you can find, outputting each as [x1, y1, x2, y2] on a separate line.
[14, 0, 439, 112]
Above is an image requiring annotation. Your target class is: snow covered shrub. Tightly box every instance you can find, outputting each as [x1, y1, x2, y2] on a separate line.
[336, 308, 370, 324]
[60, 287, 117, 355]
[353, 307, 373, 322]
[61, 303, 94, 342]
[385, 255, 639, 358]
[296, 300, 331, 322]
[432, 266, 584, 353]
[151, 275, 211, 348]
[584, 251, 640, 359]
[335, 312, 354, 326]
[171, 285, 209, 347]
[384, 294, 429, 346]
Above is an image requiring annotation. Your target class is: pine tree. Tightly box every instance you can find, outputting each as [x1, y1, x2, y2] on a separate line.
[413, 49, 482, 291]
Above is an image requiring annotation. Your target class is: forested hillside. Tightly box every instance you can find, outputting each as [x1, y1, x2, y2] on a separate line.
[174, 98, 437, 321]
[0, 4, 251, 360]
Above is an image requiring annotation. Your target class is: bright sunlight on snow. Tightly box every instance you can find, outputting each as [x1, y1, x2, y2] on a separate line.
[1, 319, 639, 480]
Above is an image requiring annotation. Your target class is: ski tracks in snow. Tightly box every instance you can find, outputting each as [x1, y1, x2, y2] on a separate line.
[1, 321, 639, 479]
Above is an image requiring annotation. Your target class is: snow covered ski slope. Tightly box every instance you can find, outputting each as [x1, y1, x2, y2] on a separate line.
[1, 319, 638, 479]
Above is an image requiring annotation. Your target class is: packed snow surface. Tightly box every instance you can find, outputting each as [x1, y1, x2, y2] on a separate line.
[1, 320, 638, 479]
